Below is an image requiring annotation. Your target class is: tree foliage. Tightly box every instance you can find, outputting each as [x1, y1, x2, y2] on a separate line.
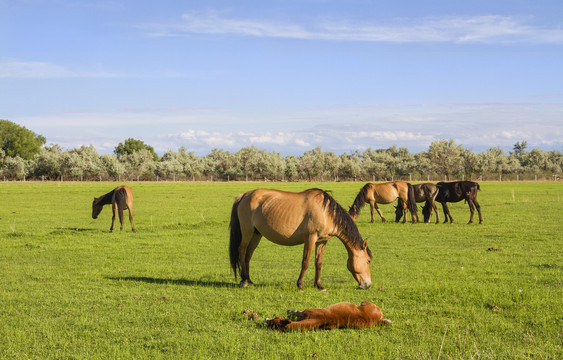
[0, 134, 561, 181]
[114, 138, 158, 161]
[0, 120, 46, 160]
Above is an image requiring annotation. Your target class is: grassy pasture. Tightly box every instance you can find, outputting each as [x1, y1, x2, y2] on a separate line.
[0, 181, 561, 359]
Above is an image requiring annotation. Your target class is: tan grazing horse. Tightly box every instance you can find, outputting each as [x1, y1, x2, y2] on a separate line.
[395, 183, 440, 224]
[349, 181, 418, 223]
[229, 188, 372, 291]
[265, 301, 391, 332]
[92, 185, 135, 232]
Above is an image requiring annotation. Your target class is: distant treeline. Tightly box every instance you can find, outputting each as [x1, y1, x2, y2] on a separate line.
[1, 140, 561, 182]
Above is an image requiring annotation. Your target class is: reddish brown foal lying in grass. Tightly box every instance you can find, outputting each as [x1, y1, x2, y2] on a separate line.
[265, 301, 391, 332]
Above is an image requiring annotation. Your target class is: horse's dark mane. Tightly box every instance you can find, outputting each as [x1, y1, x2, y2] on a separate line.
[348, 183, 370, 217]
[94, 189, 115, 206]
[312, 189, 372, 258]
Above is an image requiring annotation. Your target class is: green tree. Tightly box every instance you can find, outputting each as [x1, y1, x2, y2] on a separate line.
[0, 120, 46, 160]
[114, 138, 158, 161]
[427, 139, 465, 180]
[512, 141, 528, 157]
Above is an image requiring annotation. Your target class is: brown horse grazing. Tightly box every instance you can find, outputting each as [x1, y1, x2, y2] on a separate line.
[265, 301, 391, 331]
[395, 183, 440, 224]
[92, 185, 135, 232]
[349, 181, 418, 223]
[229, 188, 372, 291]
[429, 181, 483, 224]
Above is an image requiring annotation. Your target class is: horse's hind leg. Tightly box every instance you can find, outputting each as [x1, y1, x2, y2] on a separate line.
[128, 208, 135, 232]
[243, 232, 262, 286]
[467, 199, 475, 224]
[110, 203, 117, 232]
[118, 204, 125, 231]
[474, 199, 483, 224]
[239, 231, 261, 287]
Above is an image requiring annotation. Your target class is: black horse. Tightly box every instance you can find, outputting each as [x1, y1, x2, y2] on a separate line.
[424, 181, 483, 224]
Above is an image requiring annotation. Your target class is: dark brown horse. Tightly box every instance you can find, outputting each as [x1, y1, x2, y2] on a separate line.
[92, 185, 135, 232]
[349, 181, 418, 223]
[426, 181, 483, 224]
[265, 301, 391, 331]
[395, 183, 440, 224]
[229, 188, 372, 291]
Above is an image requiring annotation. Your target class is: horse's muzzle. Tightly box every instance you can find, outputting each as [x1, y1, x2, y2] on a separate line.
[358, 279, 372, 290]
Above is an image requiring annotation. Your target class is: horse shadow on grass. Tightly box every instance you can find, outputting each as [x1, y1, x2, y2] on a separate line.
[107, 276, 239, 288]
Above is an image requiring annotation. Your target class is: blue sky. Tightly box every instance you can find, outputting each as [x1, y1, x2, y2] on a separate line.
[1, 0, 562, 155]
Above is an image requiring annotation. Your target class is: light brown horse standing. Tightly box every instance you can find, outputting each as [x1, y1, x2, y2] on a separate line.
[265, 301, 391, 331]
[92, 185, 135, 232]
[349, 181, 418, 223]
[229, 188, 372, 291]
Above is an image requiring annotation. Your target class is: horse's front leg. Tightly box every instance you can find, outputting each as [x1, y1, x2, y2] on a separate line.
[369, 201, 375, 223]
[441, 202, 453, 224]
[374, 203, 386, 222]
[297, 235, 316, 291]
[314, 241, 327, 292]
[432, 201, 440, 224]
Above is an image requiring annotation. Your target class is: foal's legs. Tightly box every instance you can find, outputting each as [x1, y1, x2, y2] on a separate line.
[283, 318, 327, 331]
[287, 309, 306, 321]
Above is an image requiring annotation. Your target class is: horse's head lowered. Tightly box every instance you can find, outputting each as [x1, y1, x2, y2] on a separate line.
[348, 205, 360, 221]
[92, 198, 103, 219]
[347, 239, 372, 290]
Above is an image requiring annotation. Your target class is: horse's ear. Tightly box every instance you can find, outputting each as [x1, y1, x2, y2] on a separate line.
[362, 239, 368, 249]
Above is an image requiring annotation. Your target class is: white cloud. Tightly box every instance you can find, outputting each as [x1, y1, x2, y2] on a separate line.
[148, 13, 563, 44]
[0, 61, 122, 79]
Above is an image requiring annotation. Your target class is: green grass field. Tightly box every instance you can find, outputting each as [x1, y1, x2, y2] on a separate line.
[0, 181, 561, 359]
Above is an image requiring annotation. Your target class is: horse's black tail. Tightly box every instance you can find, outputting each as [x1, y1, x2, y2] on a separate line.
[406, 183, 418, 219]
[229, 194, 244, 279]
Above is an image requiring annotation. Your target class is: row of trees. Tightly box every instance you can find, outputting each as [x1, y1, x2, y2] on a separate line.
[1, 120, 561, 181]
[1, 140, 561, 182]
